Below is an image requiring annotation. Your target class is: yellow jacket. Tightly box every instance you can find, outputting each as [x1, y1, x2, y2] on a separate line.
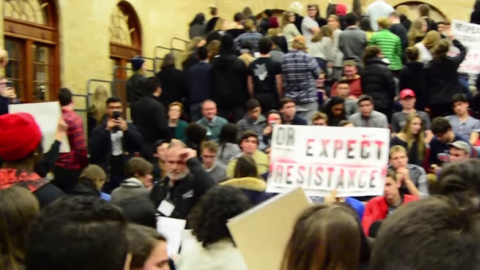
[226, 150, 269, 178]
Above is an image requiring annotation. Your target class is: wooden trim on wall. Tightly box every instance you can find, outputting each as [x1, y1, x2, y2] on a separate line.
[110, 42, 142, 59]
[24, 40, 34, 103]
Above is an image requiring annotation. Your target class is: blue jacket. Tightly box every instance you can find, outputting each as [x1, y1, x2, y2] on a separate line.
[290, 114, 308, 125]
[89, 119, 143, 175]
[188, 61, 211, 104]
[220, 177, 274, 205]
[0, 96, 20, 116]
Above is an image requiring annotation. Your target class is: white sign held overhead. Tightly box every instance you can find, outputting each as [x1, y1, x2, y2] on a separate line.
[267, 125, 390, 197]
[9, 102, 70, 153]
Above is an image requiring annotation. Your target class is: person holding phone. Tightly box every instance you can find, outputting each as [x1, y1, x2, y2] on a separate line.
[0, 76, 20, 116]
[89, 97, 143, 194]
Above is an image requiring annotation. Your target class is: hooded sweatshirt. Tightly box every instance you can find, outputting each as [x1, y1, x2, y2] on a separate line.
[210, 34, 249, 109]
[111, 177, 150, 204]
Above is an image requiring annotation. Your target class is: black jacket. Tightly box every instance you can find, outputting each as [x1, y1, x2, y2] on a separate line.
[205, 17, 220, 34]
[70, 178, 101, 197]
[126, 74, 147, 103]
[399, 62, 427, 110]
[150, 158, 215, 220]
[89, 120, 143, 174]
[155, 67, 188, 108]
[425, 39, 467, 105]
[400, 15, 411, 31]
[210, 54, 248, 108]
[361, 58, 396, 111]
[132, 94, 170, 144]
[390, 23, 408, 51]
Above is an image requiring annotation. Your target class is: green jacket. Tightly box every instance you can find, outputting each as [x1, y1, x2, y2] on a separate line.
[369, 29, 402, 71]
[173, 120, 188, 141]
[196, 116, 229, 142]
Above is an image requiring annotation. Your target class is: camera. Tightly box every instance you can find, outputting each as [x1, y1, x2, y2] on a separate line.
[113, 111, 121, 119]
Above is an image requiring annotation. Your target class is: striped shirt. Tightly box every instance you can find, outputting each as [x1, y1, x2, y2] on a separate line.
[235, 32, 263, 53]
[281, 50, 321, 104]
[369, 29, 402, 71]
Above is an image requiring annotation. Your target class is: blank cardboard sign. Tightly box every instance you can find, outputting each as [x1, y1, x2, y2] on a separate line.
[227, 188, 311, 270]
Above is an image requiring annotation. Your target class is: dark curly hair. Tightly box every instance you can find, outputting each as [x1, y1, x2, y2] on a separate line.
[188, 186, 252, 247]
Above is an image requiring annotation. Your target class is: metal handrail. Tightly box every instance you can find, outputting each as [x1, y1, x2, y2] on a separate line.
[170, 37, 189, 50]
[85, 79, 113, 109]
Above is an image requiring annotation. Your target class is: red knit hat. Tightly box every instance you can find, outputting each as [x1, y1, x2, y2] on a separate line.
[0, 113, 42, 161]
[269, 17, 280, 29]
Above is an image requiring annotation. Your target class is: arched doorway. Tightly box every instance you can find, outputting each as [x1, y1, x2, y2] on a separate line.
[109, 0, 142, 108]
[255, 9, 286, 20]
[394, 1, 447, 22]
[3, 0, 60, 102]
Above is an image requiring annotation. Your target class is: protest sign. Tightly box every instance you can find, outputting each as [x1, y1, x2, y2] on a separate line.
[267, 125, 390, 197]
[9, 102, 70, 153]
[228, 187, 311, 270]
[451, 20, 480, 74]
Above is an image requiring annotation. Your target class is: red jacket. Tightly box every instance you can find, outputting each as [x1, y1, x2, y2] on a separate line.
[362, 195, 419, 236]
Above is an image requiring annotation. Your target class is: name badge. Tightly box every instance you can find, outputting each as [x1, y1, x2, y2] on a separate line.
[158, 200, 175, 216]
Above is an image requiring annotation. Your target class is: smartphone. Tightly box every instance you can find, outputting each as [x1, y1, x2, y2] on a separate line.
[113, 111, 121, 119]
[6, 81, 13, 88]
[269, 121, 276, 126]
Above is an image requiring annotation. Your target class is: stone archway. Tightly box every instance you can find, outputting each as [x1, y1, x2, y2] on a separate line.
[394, 1, 448, 22]
[255, 9, 287, 20]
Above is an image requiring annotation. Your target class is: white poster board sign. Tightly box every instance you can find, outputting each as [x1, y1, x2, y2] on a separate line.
[9, 102, 70, 153]
[267, 125, 390, 197]
[156, 217, 186, 256]
[451, 20, 480, 74]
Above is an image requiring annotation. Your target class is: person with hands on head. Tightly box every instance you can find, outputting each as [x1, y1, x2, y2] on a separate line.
[89, 97, 143, 194]
[150, 140, 215, 221]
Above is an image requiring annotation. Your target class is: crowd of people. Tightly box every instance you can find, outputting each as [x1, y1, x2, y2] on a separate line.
[1, 0, 480, 270]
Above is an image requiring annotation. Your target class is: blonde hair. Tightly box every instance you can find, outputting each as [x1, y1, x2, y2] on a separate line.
[267, 28, 280, 37]
[422, 30, 441, 49]
[408, 19, 426, 46]
[400, 113, 426, 161]
[207, 40, 220, 60]
[377, 17, 391, 29]
[89, 85, 109, 124]
[396, 5, 409, 16]
[214, 18, 226, 31]
[312, 25, 332, 42]
[281, 11, 293, 28]
[244, 19, 255, 32]
[183, 37, 205, 62]
[292, 35, 307, 51]
[389, 145, 407, 158]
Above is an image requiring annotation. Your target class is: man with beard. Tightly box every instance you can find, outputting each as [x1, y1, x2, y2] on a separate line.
[150, 140, 215, 219]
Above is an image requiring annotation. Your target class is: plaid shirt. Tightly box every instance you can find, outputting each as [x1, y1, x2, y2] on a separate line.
[55, 109, 88, 170]
[235, 32, 263, 52]
[281, 50, 321, 104]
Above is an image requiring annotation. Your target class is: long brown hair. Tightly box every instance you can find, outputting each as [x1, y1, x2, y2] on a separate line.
[401, 113, 426, 161]
[89, 85, 109, 124]
[408, 18, 425, 46]
[233, 155, 259, 178]
[312, 25, 333, 42]
[280, 204, 361, 270]
[0, 186, 40, 270]
[422, 30, 441, 49]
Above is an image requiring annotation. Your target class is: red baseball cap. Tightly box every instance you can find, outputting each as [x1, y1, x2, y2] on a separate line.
[399, 89, 415, 99]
